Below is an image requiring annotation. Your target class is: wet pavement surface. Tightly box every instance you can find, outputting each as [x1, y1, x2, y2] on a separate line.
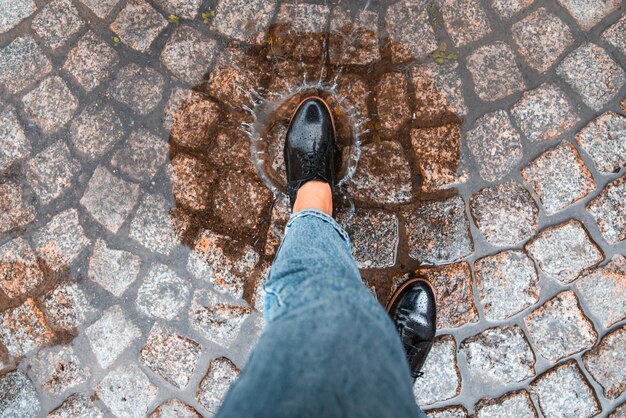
[0, 0, 625, 416]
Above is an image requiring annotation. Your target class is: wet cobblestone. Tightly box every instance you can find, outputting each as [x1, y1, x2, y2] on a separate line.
[0, 0, 624, 414]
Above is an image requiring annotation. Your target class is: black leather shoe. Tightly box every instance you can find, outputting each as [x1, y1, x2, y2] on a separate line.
[386, 278, 437, 380]
[284, 97, 336, 208]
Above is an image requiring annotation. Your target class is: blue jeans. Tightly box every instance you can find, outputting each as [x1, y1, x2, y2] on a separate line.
[217, 209, 425, 418]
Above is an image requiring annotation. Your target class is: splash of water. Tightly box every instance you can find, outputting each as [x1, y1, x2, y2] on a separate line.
[238, 68, 366, 204]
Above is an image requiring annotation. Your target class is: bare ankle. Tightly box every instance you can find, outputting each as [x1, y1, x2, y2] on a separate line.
[292, 181, 333, 216]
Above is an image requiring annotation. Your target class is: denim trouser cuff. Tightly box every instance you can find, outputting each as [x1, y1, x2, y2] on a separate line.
[285, 209, 352, 251]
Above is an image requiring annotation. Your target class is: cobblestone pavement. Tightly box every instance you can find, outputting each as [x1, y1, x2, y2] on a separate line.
[0, 0, 625, 416]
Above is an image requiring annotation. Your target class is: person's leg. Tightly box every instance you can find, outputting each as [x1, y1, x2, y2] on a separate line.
[216, 184, 424, 417]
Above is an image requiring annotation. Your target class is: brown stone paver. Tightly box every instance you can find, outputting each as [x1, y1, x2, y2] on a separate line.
[1, 0, 625, 415]
[411, 123, 465, 192]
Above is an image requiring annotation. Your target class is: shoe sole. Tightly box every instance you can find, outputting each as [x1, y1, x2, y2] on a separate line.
[288, 95, 337, 139]
[385, 277, 435, 314]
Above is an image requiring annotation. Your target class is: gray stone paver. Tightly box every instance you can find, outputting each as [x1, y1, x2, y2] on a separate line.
[522, 141, 596, 215]
[110, 0, 168, 53]
[69, 101, 124, 160]
[25, 141, 80, 205]
[414, 335, 461, 406]
[474, 250, 539, 321]
[583, 325, 626, 399]
[575, 255, 626, 329]
[32, 208, 89, 271]
[466, 42, 526, 101]
[85, 305, 140, 368]
[0, 370, 40, 417]
[29, 345, 90, 396]
[587, 173, 626, 244]
[490, 0, 533, 19]
[530, 360, 600, 418]
[111, 128, 168, 182]
[557, 43, 625, 111]
[556, 0, 620, 31]
[48, 393, 104, 418]
[140, 323, 201, 389]
[21, 76, 79, 135]
[385, 1, 437, 62]
[577, 112, 626, 174]
[525, 219, 603, 284]
[150, 399, 201, 417]
[461, 326, 535, 384]
[31, 0, 84, 51]
[439, 0, 491, 47]
[511, 84, 580, 143]
[603, 15, 626, 55]
[64, 31, 119, 93]
[161, 26, 217, 83]
[96, 364, 157, 418]
[88, 239, 141, 297]
[0, 36, 52, 94]
[524, 290, 597, 363]
[42, 282, 95, 330]
[196, 357, 240, 413]
[0, 104, 30, 172]
[109, 63, 165, 115]
[474, 390, 538, 418]
[80, 165, 141, 233]
[466, 110, 523, 182]
[1, 0, 625, 415]
[470, 181, 538, 247]
[0, 0, 36, 34]
[511, 8, 575, 73]
[136, 263, 191, 320]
